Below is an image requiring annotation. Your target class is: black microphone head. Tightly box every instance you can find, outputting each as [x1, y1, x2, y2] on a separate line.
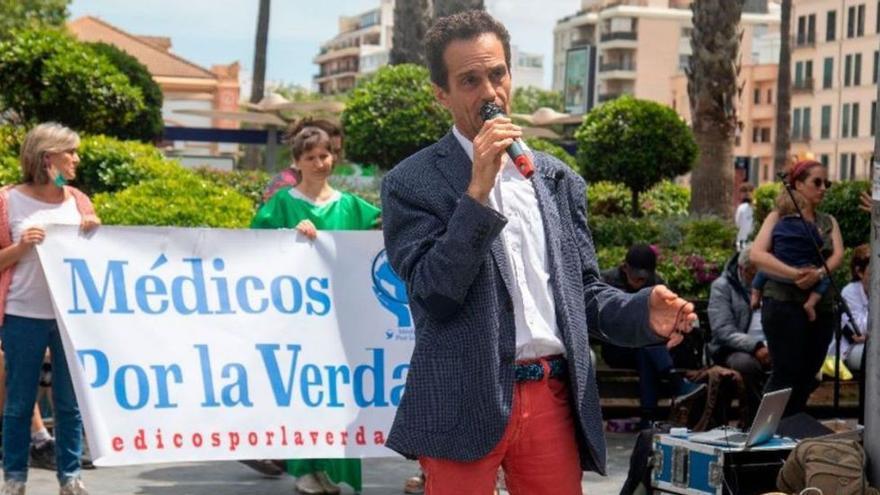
[479, 102, 504, 122]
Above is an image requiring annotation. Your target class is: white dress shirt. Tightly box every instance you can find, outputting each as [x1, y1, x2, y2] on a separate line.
[452, 126, 566, 360]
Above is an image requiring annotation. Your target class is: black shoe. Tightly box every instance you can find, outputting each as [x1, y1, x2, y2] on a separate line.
[29, 439, 57, 470]
[239, 459, 284, 477]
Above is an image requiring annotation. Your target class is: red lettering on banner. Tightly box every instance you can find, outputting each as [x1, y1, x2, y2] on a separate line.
[192, 433, 203, 447]
[340, 432, 349, 446]
[374, 431, 386, 445]
[309, 431, 319, 445]
[211, 433, 221, 447]
[265, 431, 275, 446]
[281, 425, 288, 446]
[248, 432, 258, 446]
[229, 432, 240, 451]
[326, 432, 334, 445]
[135, 429, 147, 450]
[173, 434, 183, 448]
[294, 432, 304, 446]
[155, 429, 165, 449]
[112, 437, 124, 451]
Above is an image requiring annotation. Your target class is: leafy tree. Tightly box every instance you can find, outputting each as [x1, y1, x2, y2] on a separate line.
[390, 0, 431, 66]
[341, 64, 451, 170]
[687, 0, 743, 218]
[433, 0, 485, 19]
[511, 86, 564, 114]
[576, 96, 697, 216]
[524, 137, 578, 174]
[0, 0, 69, 39]
[0, 29, 145, 137]
[87, 42, 164, 142]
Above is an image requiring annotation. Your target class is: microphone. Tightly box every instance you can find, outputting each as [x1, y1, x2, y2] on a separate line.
[479, 102, 535, 178]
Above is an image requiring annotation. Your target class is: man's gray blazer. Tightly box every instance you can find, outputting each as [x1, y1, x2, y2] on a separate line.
[380, 132, 665, 474]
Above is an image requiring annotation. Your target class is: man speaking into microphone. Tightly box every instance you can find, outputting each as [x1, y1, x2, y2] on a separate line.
[380, 10, 696, 495]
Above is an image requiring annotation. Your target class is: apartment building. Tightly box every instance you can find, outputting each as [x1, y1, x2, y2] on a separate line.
[553, 0, 780, 114]
[313, 0, 394, 94]
[511, 46, 547, 90]
[790, 0, 880, 181]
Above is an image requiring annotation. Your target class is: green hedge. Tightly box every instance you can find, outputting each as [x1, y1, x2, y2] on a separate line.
[587, 180, 690, 218]
[94, 174, 254, 228]
[74, 135, 182, 195]
[597, 246, 728, 300]
[194, 167, 270, 208]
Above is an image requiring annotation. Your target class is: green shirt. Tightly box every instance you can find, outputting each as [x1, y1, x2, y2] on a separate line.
[249, 186, 378, 491]
[251, 187, 380, 231]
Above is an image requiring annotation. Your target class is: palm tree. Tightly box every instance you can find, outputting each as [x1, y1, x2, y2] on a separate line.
[687, 0, 744, 219]
[244, 0, 270, 170]
[433, 0, 484, 19]
[390, 0, 431, 65]
[773, 0, 792, 177]
[250, 0, 270, 104]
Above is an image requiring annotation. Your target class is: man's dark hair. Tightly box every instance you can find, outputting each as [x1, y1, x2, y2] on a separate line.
[424, 10, 511, 90]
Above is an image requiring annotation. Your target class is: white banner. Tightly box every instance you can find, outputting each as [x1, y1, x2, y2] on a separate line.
[37, 226, 415, 466]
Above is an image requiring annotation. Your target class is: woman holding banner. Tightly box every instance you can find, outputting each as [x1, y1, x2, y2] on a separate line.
[251, 126, 380, 495]
[0, 123, 100, 495]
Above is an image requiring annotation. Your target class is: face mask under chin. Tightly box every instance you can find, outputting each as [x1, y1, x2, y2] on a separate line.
[53, 172, 67, 187]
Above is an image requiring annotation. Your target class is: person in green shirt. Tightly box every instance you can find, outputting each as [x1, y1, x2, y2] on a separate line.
[251, 126, 379, 495]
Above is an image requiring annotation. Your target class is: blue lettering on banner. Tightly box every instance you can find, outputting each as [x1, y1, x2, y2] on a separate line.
[64, 256, 332, 317]
[76, 346, 409, 412]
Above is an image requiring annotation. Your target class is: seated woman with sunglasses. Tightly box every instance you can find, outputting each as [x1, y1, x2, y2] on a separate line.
[750, 159, 844, 417]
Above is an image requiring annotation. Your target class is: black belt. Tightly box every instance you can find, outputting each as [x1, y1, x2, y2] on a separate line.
[514, 356, 567, 382]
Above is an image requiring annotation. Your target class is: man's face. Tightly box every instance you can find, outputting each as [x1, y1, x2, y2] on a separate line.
[622, 264, 648, 291]
[434, 33, 511, 141]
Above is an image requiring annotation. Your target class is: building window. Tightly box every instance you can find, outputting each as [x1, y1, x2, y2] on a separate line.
[872, 100, 877, 136]
[820, 154, 830, 167]
[761, 128, 771, 142]
[753, 127, 760, 143]
[840, 153, 857, 180]
[767, 89, 773, 103]
[848, 6, 856, 37]
[821, 105, 832, 138]
[855, 53, 863, 85]
[793, 108, 802, 139]
[823, 57, 834, 88]
[795, 61, 804, 85]
[753, 88, 761, 104]
[845, 54, 853, 86]
[853, 102, 860, 136]
[803, 107, 812, 138]
[858, 4, 866, 36]
[875, 50, 879, 83]
[842, 103, 851, 137]
[827, 10, 837, 41]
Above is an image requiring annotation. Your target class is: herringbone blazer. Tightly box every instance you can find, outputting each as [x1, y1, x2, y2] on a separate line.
[380, 132, 665, 474]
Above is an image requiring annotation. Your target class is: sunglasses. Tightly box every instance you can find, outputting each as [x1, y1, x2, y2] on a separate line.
[811, 178, 832, 189]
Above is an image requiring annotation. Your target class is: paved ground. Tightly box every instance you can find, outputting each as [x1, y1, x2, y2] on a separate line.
[24, 433, 636, 494]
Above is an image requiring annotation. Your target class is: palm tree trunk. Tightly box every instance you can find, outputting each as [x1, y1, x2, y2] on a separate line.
[390, 0, 431, 65]
[250, 0, 270, 104]
[773, 0, 792, 176]
[687, 0, 743, 219]
[244, 0, 271, 170]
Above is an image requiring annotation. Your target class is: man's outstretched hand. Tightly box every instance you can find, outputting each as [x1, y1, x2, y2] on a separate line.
[648, 285, 697, 349]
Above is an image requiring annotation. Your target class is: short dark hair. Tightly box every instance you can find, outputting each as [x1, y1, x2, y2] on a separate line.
[424, 10, 511, 90]
[284, 118, 343, 157]
[290, 126, 331, 160]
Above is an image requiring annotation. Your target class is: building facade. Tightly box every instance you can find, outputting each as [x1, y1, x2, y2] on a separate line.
[553, 0, 780, 114]
[313, 0, 394, 94]
[790, 0, 880, 181]
[511, 46, 547, 90]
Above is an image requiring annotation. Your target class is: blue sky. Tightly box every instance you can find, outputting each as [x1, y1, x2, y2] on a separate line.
[69, 0, 579, 91]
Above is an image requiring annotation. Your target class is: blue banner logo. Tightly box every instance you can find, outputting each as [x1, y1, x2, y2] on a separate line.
[371, 250, 412, 329]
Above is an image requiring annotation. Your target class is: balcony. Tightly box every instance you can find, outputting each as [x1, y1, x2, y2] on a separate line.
[598, 61, 636, 80]
[600, 31, 637, 42]
[791, 130, 812, 143]
[314, 66, 359, 81]
[792, 77, 815, 93]
[793, 32, 816, 48]
[598, 91, 626, 102]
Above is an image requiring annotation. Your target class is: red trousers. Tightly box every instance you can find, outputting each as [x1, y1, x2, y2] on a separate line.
[419, 360, 584, 495]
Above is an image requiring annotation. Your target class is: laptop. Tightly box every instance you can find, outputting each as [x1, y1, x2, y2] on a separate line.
[689, 388, 792, 448]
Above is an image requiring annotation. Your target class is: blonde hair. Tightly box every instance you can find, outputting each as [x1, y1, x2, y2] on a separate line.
[20, 123, 80, 185]
[775, 189, 809, 217]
